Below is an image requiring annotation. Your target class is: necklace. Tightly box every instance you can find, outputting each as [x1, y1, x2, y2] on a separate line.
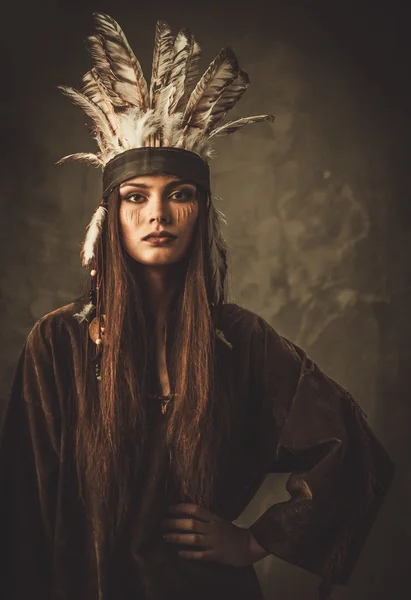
[147, 392, 177, 414]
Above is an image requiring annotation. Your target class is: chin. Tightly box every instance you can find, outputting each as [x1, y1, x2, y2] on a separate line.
[129, 250, 186, 266]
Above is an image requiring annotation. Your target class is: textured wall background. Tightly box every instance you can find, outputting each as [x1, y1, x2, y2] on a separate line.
[1, 0, 410, 598]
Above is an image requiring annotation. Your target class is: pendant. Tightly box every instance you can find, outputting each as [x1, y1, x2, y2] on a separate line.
[148, 393, 175, 415]
[89, 314, 107, 344]
[161, 396, 173, 415]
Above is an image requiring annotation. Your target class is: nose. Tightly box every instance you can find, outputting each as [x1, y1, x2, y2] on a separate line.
[150, 215, 170, 224]
[148, 195, 172, 225]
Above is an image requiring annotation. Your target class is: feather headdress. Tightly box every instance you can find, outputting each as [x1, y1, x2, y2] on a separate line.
[59, 13, 274, 327]
[58, 12, 274, 167]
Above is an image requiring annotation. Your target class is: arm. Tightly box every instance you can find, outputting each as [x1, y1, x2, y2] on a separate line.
[0, 319, 62, 598]
[247, 318, 394, 596]
[247, 529, 270, 562]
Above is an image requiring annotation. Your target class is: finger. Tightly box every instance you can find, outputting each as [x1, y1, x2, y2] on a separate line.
[178, 549, 216, 561]
[161, 518, 208, 533]
[167, 504, 217, 522]
[164, 532, 209, 547]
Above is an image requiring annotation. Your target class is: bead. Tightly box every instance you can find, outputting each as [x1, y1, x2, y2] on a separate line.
[96, 338, 102, 345]
[90, 269, 97, 277]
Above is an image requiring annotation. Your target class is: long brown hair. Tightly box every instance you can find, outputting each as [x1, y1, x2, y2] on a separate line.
[74, 186, 233, 540]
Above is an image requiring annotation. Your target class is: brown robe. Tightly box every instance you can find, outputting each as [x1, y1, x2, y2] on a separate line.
[0, 301, 394, 600]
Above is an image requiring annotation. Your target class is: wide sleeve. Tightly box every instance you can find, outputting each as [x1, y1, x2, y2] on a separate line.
[247, 317, 395, 599]
[0, 319, 62, 599]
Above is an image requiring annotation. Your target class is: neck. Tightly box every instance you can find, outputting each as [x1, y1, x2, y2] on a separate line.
[138, 263, 184, 325]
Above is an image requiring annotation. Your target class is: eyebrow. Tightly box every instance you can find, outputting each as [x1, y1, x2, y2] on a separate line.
[120, 179, 195, 192]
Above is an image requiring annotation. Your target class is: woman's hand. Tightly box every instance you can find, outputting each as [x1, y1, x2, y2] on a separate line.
[160, 503, 269, 567]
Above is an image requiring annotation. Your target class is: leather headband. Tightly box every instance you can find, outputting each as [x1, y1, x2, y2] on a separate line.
[102, 147, 211, 197]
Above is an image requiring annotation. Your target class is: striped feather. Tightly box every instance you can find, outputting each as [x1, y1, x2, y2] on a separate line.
[206, 70, 249, 133]
[182, 47, 239, 130]
[154, 83, 177, 144]
[56, 152, 103, 167]
[58, 86, 119, 152]
[167, 30, 192, 114]
[150, 20, 175, 109]
[85, 35, 125, 107]
[94, 12, 149, 110]
[82, 69, 121, 135]
[174, 36, 202, 113]
[208, 113, 275, 138]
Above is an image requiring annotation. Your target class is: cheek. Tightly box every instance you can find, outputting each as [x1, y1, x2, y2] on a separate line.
[174, 202, 198, 228]
[120, 205, 142, 231]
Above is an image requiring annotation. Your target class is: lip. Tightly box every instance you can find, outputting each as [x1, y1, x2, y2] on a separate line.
[144, 237, 176, 245]
[142, 231, 177, 241]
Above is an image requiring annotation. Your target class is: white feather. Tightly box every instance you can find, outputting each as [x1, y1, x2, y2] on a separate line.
[149, 20, 175, 109]
[175, 38, 202, 113]
[56, 153, 104, 167]
[167, 31, 191, 114]
[207, 196, 228, 304]
[182, 47, 239, 131]
[154, 83, 181, 144]
[177, 127, 210, 157]
[101, 149, 121, 165]
[58, 86, 119, 153]
[73, 302, 95, 323]
[154, 83, 175, 121]
[94, 13, 149, 110]
[162, 111, 184, 147]
[86, 35, 126, 108]
[58, 15, 275, 170]
[208, 114, 275, 138]
[82, 69, 120, 129]
[81, 205, 107, 266]
[204, 146, 216, 160]
[116, 108, 159, 148]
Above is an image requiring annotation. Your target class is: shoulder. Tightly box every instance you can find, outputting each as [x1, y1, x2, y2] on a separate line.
[219, 303, 306, 380]
[8, 301, 88, 413]
[26, 299, 89, 352]
[219, 303, 302, 356]
[218, 303, 265, 340]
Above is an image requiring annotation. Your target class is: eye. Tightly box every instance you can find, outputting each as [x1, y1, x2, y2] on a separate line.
[122, 193, 146, 203]
[169, 188, 196, 202]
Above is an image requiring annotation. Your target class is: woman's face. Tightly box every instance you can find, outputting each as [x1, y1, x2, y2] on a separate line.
[118, 174, 199, 266]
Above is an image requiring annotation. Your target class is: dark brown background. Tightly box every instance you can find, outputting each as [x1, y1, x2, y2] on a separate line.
[1, 0, 410, 597]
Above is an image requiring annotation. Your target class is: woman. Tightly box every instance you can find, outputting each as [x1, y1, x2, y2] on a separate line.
[0, 12, 394, 600]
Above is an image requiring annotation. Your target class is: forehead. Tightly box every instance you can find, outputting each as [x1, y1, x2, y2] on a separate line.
[119, 174, 193, 189]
